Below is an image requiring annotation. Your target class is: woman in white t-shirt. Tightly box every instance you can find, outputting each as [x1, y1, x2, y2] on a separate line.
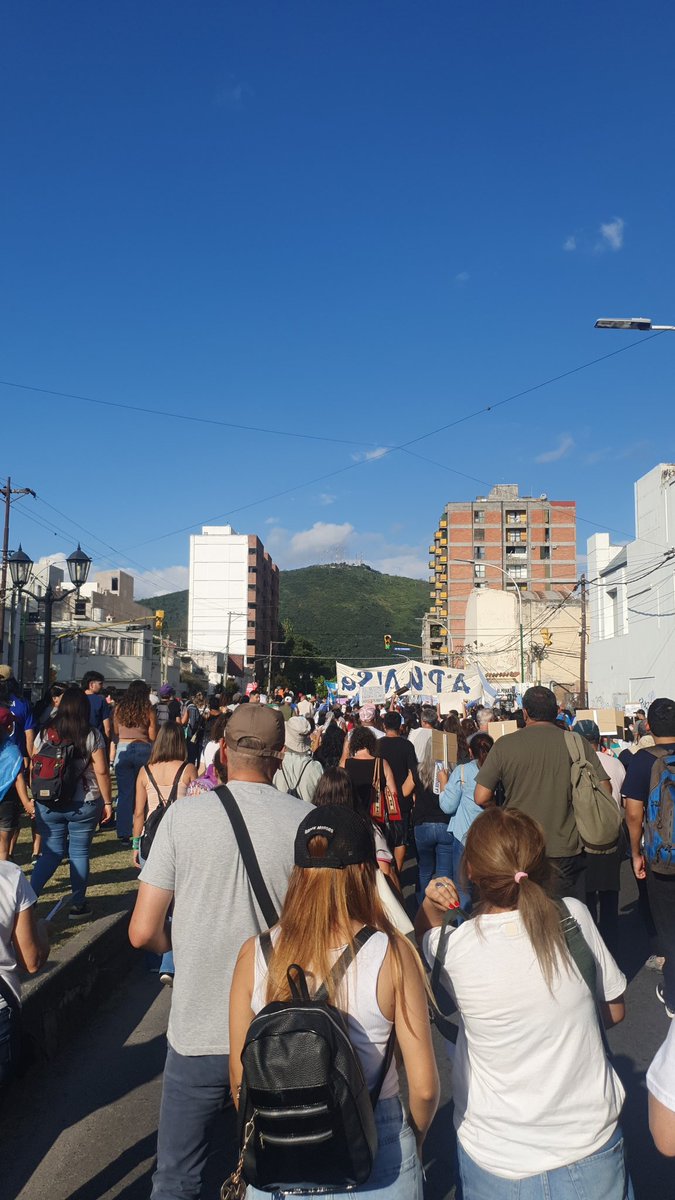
[230, 803, 439, 1198]
[416, 807, 635, 1200]
[648, 1022, 675, 1156]
[0, 859, 49, 1087]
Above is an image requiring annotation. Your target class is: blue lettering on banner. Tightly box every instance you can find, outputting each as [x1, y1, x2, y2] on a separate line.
[427, 669, 444, 694]
[452, 673, 470, 694]
[409, 665, 423, 691]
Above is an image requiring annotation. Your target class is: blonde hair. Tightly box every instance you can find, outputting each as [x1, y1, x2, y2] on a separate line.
[463, 808, 571, 989]
[265, 835, 423, 1027]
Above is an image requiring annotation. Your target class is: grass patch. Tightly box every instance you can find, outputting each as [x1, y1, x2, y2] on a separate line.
[12, 818, 139, 951]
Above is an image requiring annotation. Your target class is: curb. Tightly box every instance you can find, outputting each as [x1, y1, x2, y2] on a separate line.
[21, 895, 139, 1061]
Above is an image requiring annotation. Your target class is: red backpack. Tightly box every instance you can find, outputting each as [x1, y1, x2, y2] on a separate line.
[32, 729, 87, 810]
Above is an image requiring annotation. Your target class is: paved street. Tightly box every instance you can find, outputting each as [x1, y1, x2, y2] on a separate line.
[2, 861, 674, 1199]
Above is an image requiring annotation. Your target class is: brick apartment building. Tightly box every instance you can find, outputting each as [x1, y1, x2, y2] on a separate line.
[425, 485, 577, 665]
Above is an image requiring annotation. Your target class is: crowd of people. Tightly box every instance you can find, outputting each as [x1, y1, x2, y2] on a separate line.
[2, 665, 675, 1197]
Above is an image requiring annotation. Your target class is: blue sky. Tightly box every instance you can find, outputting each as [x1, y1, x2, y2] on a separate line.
[3, 1, 675, 596]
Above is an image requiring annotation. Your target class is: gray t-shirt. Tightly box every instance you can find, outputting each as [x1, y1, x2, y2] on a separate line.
[139, 780, 312, 1056]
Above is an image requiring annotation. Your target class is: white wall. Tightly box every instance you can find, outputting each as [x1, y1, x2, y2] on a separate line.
[588, 465, 675, 708]
[187, 525, 249, 657]
[464, 588, 519, 677]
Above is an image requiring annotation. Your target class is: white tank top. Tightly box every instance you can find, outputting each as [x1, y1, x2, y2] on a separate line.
[252, 928, 399, 1100]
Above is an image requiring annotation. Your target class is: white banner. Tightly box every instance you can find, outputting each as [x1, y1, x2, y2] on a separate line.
[335, 660, 482, 705]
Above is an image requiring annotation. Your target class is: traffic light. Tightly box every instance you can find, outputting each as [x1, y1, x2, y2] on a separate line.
[155, 609, 165, 630]
[383, 633, 392, 651]
[541, 627, 552, 647]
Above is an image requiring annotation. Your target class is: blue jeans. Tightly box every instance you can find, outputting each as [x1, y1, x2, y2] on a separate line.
[457, 1126, 635, 1200]
[151, 1043, 229, 1200]
[32, 797, 104, 906]
[114, 741, 152, 839]
[415, 822, 454, 902]
[248, 1097, 422, 1200]
[451, 836, 472, 913]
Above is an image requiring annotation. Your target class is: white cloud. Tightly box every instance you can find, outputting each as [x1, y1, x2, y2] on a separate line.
[455, 270, 470, 283]
[563, 235, 576, 252]
[319, 493, 336, 506]
[289, 522, 354, 557]
[264, 515, 280, 525]
[130, 565, 190, 598]
[351, 446, 389, 463]
[598, 217, 624, 252]
[534, 434, 574, 464]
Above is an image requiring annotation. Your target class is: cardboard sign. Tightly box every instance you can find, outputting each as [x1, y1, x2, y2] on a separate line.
[488, 720, 518, 740]
[360, 684, 386, 704]
[431, 729, 458, 768]
[575, 708, 625, 736]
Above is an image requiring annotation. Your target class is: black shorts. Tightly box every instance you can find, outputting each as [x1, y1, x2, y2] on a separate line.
[0, 788, 21, 833]
[386, 809, 412, 850]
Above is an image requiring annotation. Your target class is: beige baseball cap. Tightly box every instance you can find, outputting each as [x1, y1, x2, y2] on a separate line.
[225, 703, 285, 758]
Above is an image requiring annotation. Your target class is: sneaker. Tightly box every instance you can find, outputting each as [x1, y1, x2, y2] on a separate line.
[646, 955, 666, 972]
[656, 983, 675, 1018]
[159, 972, 174, 987]
[69, 904, 93, 922]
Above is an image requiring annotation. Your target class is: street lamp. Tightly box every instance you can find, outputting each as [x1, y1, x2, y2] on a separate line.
[8, 543, 92, 687]
[595, 316, 675, 332]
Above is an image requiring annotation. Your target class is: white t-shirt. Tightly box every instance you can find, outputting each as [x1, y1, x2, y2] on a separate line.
[423, 897, 626, 1179]
[599, 751, 626, 807]
[0, 861, 37, 1008]
[647, 1021, 675, 1112]
[408, 727, 432, 758]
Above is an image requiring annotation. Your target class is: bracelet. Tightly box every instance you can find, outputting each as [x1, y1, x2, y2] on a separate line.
[132, 837, 141, 850]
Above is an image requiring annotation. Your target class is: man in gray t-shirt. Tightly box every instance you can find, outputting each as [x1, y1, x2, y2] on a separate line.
[129, 704, 311, 1200]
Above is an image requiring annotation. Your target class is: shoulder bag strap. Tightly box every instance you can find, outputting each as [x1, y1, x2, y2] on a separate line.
[563, 730, 583, 765]
[430, 906, 471, 1043]
[557, 901, 611, 1053]
[215, 785, 279, 927]
[314, 926, 377, 1003]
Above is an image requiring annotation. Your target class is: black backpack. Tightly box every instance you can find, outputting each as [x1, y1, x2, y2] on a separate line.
[31, 729, 88, 810]
[140, 762, 187, 860]
[238, 927, 395, 1194]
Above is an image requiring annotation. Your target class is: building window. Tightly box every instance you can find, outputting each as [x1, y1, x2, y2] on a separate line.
[505, 510, 527, 525]
[98, 636, 117, 655]
[474, 528, 485, 542]
[77, 635, 97, 653]
[55, 637, 76, 655]
[474, 509, 485, 523]
[474, 564, 486, 579]
[111, 576, 119, 593]
[543, 508, 550, 524]
[119, 637, 137, 656]
[510, 565, 527, 580]
[540, 545, 551, 560]
[474, 546, 485, 560]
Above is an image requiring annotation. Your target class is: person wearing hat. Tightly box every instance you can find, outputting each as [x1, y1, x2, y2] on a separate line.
[229, 804, 439, 1198]
[573, 718, 626, 956]
[129, 702, 313, 1200]
[274, 716, 323, 805]
[0, 666, 37, 761]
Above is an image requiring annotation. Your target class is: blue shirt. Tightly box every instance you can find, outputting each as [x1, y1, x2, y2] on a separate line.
[623, 744, 675, 804]
[87, 693, 111, 735]
[8, 694, 36, 758]
[439, 759, 484, 845]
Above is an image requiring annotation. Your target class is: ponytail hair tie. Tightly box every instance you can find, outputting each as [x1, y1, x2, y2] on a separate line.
[514, 871, 528, 883]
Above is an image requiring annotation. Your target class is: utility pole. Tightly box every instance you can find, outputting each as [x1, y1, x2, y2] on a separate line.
[579, 573, 588, 708]
[0, 478, 35, 658]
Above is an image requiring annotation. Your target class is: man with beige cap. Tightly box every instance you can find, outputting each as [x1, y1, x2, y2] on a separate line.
[129, 703, 311, 1200]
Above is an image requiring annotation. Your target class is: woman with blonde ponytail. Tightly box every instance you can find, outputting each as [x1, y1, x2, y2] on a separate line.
[416, 807, 635, 1200]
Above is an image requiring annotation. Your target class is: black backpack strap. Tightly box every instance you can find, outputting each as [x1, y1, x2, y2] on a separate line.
[259, 929, 273, 967]
[144, 764, 166, 807]
[314, 926, 377, 1003]
[167, 762, 188, 804]
[215, 785, 279, 928]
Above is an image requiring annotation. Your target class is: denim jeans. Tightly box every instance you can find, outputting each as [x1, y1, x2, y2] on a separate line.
[456, 1126, 635, 1200]
[151, 1043, 229, 1200]
[32, 797, 104, 905]
[0, 1003, 19, 1089]
[646, 869, 675, 1010]
[247, 1097, 422, 1200]
[451, 836, 472, 913]
[414, 822, 454, 902]
[114, 741, 152, 839]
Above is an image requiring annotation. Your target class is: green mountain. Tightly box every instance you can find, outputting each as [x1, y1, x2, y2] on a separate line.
[279, 564, 427, 662]
[141, 563, 428, 664]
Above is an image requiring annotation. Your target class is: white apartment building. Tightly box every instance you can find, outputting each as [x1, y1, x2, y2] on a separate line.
[187, 525, 279, 675]
[588, 464, 675, 708]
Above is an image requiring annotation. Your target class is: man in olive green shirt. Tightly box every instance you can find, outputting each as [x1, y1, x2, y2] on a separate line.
[474, 686, 611, 900]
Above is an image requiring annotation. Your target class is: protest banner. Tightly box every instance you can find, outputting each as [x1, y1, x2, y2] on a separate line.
[335, 660, 482, 704]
